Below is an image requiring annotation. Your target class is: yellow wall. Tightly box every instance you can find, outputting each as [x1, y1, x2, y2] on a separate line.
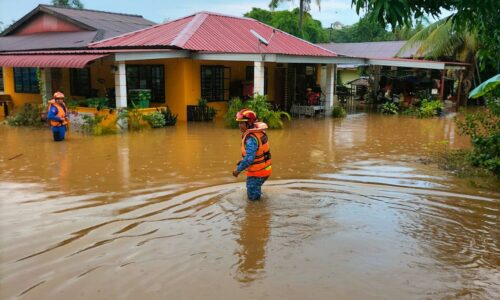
[2, 67, 42, 110]
[3, 59, 279, 121]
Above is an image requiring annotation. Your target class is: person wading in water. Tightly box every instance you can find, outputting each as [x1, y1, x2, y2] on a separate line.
[232, 109, 272, 201]
[47, 91, 69, 142]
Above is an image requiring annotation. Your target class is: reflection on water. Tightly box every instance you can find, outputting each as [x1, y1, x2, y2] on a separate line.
[235, 200, 270, 283]
[0, 114, 498, 299]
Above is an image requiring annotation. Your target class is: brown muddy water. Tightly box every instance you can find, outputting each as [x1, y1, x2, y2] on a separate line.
[0, 113, 499, 299]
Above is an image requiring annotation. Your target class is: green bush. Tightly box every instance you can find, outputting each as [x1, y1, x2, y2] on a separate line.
[379, 102, 399, 115]
[129, 89, 151, 108]
[224, 94, 290, 129]
[157, 107, 177, 126]
[81, 114, 116, 135]
[118, 108, 150, 131]
[195, 98, 217, 121]
[331, 106, 347, 118]
[143, 111, 166, 128]
[6, 103, 45, 127]
[455, 96, 500, 175]
[417, 99, 443, 118]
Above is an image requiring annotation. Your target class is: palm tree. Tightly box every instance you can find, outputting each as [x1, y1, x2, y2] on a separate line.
[269, 0, 321, 37]
[398, 17, 480, 104]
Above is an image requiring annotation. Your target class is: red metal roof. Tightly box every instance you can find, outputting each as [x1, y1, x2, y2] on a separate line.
[91, 12, 336, 57]
[0, 53, 108, 68]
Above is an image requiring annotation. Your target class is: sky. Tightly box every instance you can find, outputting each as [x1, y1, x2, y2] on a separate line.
[0, 0, 365, 30]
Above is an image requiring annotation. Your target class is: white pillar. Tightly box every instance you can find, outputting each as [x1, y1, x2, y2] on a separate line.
[39, 68, 52, 105]
[325, 64, 336, 111]
[253, 61, 265, 95]
[114, 62, 127, 108]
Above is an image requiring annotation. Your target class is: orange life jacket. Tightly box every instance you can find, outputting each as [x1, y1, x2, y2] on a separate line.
[241, 122, 272, 177]
[48, 100, 68, 127]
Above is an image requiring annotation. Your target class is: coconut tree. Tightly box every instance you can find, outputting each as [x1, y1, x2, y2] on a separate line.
[398, 17, 480, 104]
[269, 0, 321, 37]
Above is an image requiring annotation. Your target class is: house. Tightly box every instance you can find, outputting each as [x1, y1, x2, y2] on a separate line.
[0, 4, 155, 112]
[1, 8, 363, 121]
[317, 41, 468, 103]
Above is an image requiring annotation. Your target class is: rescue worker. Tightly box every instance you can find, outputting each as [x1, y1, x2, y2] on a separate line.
[47, 91, 69, 142]
[232, 109, 272, 201]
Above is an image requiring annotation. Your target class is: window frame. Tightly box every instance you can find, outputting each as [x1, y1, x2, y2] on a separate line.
[13, 67, 39, 94]
[126, 64, 165, 103]
[69, 68, 91, 97]
[0, 67, 4, 92]
[200, 65, 230, 102]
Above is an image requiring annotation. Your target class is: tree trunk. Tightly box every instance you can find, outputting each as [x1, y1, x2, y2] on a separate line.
[298, 0, 304, 37]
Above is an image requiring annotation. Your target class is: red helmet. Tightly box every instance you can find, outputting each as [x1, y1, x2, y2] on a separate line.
[235, 108, 257, 124]
[53, 91, 65, 99]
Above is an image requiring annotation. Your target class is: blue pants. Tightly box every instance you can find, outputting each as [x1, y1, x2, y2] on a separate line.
[51, 126, 66, 141]
[246, 176, 269, 201]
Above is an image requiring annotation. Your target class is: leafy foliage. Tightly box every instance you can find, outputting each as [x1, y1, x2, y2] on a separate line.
[268, 0, 321, 36]
[6, 103, 45, 127]
[351, 0, 500, 69]
[417, 99, 443, 118]
[81, 113, 117, 135]
[379, 101, 399, 114]
[157, 107, 177, 126]
[245, 8, 328, 43]
[224, 95, 290, 129]
[118, 108, 150, 131]
[331, 106, 347, 118]
[143, 111, 166, 128]
[455, 96, 500, 175]
[51, 0, 84, 8]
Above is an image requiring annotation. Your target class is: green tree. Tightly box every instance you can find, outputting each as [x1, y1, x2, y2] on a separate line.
[350, 0, 500, 69]
[51, 0, 84, 9]
[245, 8, 328, 43]
[269, 0, 321, 37]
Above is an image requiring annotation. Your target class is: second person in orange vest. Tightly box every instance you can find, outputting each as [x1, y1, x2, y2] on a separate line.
[232, 109, 272, 201]
[47, 91, 69, 142]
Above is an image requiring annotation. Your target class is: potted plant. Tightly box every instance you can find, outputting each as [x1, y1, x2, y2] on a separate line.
[128, 89, 151, 108]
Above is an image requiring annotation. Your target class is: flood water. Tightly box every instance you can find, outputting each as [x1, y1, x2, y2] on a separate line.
[0, 113, 499, 299]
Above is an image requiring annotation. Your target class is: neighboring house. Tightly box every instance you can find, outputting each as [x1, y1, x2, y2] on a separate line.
[0, 5, 155, 107]
[1, 9, 359, 121]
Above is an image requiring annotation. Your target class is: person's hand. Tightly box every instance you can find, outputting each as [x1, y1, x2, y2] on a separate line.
[232, 170, 240, 177]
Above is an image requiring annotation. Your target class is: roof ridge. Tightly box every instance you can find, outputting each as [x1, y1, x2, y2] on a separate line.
[170, 13, 209, 48]
[40, 4, 145, 18]
[89, 14, 195, 48]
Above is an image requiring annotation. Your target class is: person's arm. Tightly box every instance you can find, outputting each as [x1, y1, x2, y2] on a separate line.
[235, 137, 258, 174]
[47, 105, 63, 122]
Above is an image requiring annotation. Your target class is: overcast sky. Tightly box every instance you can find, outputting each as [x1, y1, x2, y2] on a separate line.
[0, 0, 364, 29]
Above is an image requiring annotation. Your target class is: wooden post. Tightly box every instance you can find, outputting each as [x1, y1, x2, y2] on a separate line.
[456, 70, 463, 107]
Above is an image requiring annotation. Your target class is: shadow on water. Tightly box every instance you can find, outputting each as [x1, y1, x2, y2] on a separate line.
[0, 115, 499, 299]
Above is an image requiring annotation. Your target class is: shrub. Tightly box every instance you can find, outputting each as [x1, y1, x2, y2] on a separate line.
[118, 108, 150, 131]
[6, 103, 45, 127]
[331, 106, 347, 118]
[379, 102, 398, 114]
[143, 111, 166, 128]
[81, 113, 117, 135]
[417, 99, 443, 118]
[455, 96, 500, 175]
[224, 94, 290, 129]
[157, 107, 177, 126]
[194, 98, 217, 121]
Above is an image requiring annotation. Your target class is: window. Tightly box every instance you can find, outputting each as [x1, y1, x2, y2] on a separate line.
[0, 68, 4, 92]
[14, 67, 39, 93]
[126, 65, 165, 102]
[70, 68, 91, 97]
[201, 65, 230, 101]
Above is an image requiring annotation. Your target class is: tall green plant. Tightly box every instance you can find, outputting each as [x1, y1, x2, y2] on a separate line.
[6, 103, 45, 127]
[224, 95, 290, 129]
